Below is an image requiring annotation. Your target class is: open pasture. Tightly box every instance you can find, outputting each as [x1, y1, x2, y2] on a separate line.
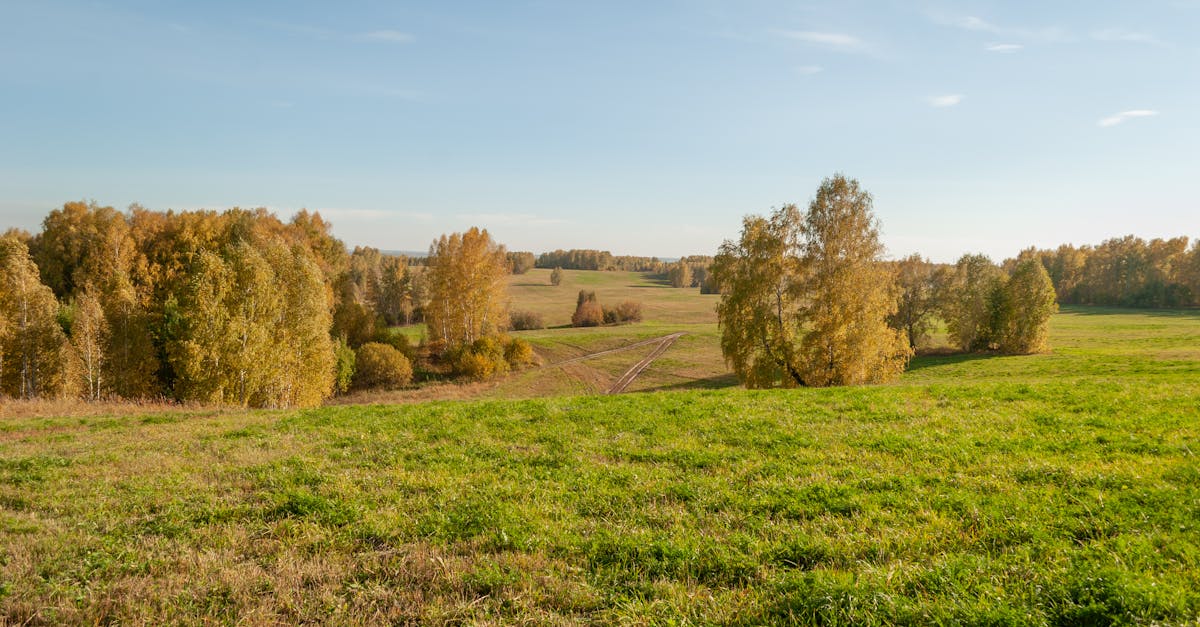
[2, 307, 1199, 624]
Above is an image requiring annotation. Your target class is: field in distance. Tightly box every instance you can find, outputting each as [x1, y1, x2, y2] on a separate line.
[1, 307, 1198, 623]
[358, 268, 730, 404]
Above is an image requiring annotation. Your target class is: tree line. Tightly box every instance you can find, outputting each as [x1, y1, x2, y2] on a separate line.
[536, 250, 666, 272]
[1008, 237, 1200, 308]
[0, 202, 533, 406]
[711, 175, 1060, 389]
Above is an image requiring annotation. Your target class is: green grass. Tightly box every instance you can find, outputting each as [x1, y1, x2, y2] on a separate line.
[3, 307, 1198, 624]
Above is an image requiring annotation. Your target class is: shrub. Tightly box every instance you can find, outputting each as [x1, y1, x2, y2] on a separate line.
[550, 267, 563, 286]
[448, 336, 511, 381]
[572, 301, 604, 327]
[353, 342, 412, 390]
[613, 300, 643, 323]
[504, 337, 535, 366]
[333, 340, 356, 394]
[509, 310, 545, 331]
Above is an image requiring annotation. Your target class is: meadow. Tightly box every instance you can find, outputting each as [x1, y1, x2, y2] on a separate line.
[1, 274, 1199, 624]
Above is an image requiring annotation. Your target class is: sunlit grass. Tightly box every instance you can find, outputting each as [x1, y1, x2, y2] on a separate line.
[2, 307, 1199, 623]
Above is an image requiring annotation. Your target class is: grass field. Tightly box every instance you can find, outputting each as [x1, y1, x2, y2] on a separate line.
[2, 305, 1198, 624]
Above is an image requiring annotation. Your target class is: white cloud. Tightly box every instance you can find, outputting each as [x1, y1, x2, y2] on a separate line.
[928, 94, 964, 108]
[360, 30, 414, 44]
[1098, 110, 1159, 127]
[779, 30, 868, 53]
[795, 64, 823, 75]
[957, 16, 998, 33]
[985, 43, 1024, 53]
[1090, 29, 1162, 45]
[929, 13, 1070, 42]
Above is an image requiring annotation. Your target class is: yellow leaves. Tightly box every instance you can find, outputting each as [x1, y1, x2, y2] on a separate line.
[713, 175, 911, 389]
[426, 227, 509, 348]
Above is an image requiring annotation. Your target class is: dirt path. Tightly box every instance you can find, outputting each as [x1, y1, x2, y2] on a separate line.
[543, 332, 685, 395]
[607, 333, 683, 394]
[548, 333, 684, 367]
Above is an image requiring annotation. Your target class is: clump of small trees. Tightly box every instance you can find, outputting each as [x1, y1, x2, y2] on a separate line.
[570, 290, 642, 327]
[509, 310, 545, 331]
[424, 227, 538, 380]
[0, 202, 547, 406]
[936, 255, 1058, 354]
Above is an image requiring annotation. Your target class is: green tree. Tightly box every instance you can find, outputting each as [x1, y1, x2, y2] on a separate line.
[939, 254, 1006, 352]
[997, 259, 1058, 354]
[888, 254, 937, 349]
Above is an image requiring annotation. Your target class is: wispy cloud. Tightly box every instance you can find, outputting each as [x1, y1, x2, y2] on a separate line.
[778, 30, 869, 54]
[985, 43, 1024, 53]
[262, 21, 416, 45]
[795, 64, 824, 75]
[1090, 29, 1163, 45]
[928, 94, 964, 108]
[930, 13, 1070, 43]
[359, 30, 414, 44]
[1098, 110, 1159, 127]
[955, 16, 999, 33]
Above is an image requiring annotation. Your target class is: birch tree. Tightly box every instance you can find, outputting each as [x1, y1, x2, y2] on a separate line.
[425, 227, 508, 349]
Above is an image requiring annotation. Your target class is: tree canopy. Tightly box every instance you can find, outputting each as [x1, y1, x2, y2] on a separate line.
[712, 175, 910, 388]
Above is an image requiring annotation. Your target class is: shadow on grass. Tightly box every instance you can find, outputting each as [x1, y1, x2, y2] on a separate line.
[1058, 304, 1200, 319]
[633, 373, 741, 393]
[907, 351, 1005, 372]
[625, 273, 673, 288]
[511, 282, 555, 288]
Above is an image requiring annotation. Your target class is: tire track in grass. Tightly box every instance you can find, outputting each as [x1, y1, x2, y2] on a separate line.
[607, 333, 684, 394]
[547, 333, 684, 367]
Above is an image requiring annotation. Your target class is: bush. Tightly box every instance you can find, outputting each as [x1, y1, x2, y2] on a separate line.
[353, 342, 412, 390]
[572, 301, 604, 327]
[509, 310, 545, 331]
[333, 340, 356, 394]
[504, 337, 535, 366]
[550, 267, 563, 286]
[613, 300, 643, 323]
[448, 336, 511, 381]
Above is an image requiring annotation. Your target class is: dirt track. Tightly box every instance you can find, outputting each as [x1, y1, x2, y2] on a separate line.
[546, 332, 685, 394]
[607, 333, 683, 394]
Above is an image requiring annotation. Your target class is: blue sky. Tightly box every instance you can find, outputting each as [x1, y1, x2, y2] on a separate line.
[1, 1, 1197, 262]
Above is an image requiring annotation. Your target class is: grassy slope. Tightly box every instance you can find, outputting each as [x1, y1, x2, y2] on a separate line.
[2, 308, 1199, 623]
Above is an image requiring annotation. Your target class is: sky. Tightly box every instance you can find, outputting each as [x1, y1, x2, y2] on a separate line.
[1, 0, 1197, 263]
